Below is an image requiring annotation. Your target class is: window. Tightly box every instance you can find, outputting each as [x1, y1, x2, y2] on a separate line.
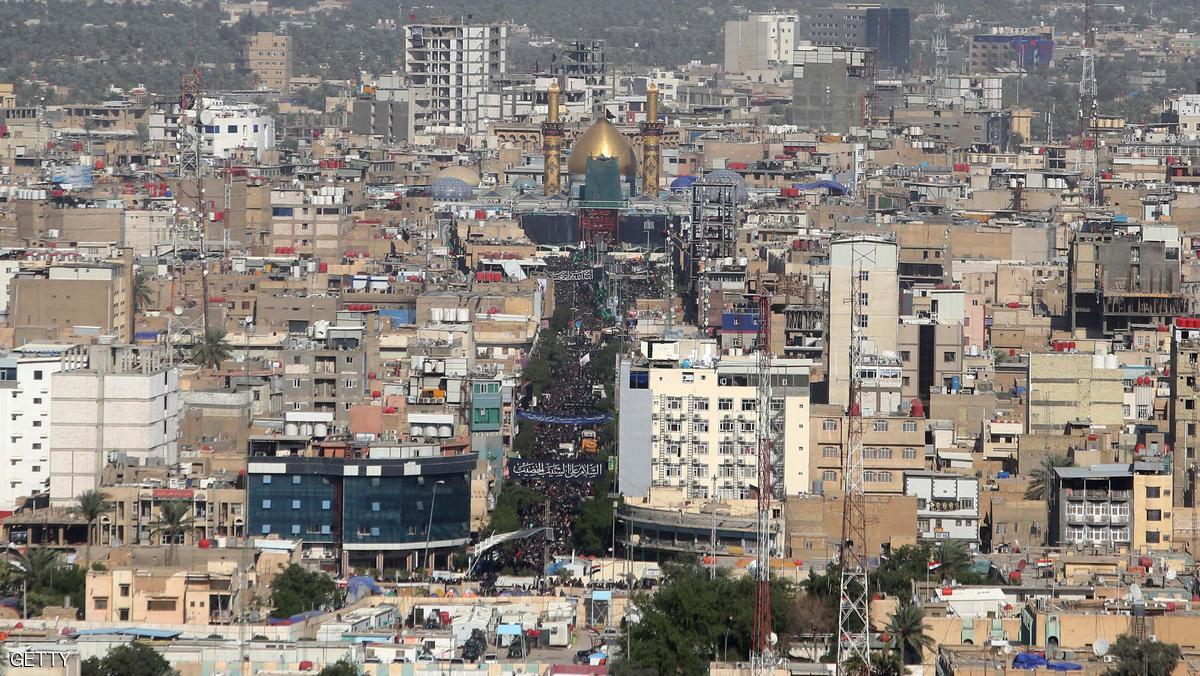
[822, 446, 839, 458]
[858, 270, 869, 282]
[291, 475, 301, 485]
[291, 500, 301, 510]
[859, 292, 870, 306]
[344, 378, 356, 389]
[292, 402, 303, 410]
[371, 502, 381, 512]
[822, 470, 838, 482]
[1146, 486, 1161, 499]
[33, 370, 42, 380]
[666, 397, 683, 410]
[1146, 509, 1162, 521]
[695, 420, 709, 433]
[292, 378, 301, 388]
[903, 420, 918, 432]
[943, 351, 956, 363]
[321, 500, 331, 510]
[873, 420, 889, 432]
[628, 371, 649, 389]
[147, 599, 177, 612]
[958, 498, 975, 510]
[719, 441, 735, 455]
[822, 419, 838, 431]
[719, 420, 736, 432]
[261, 499, 272, 509]
[718, 398, 734, 411]
[94, 598, 108, 610]
[1146, 531, 1161, 543]
[262, 476, 272, 485]
[903, 448, 918, 459]
[858, 314, 869, 328]
[119, 584, 130, 597]
[291, 524, 301, 535]
[371, 527, 381, 536]
[741, 399, 757, 412]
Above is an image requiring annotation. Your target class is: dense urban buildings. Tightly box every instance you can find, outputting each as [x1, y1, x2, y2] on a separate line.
[3, 0, 1200, 673]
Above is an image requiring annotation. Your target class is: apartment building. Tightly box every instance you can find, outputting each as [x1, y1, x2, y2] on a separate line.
[48, 343, 180, 505]
[616, 353, 811, 500]
[724, 13, 798, 73]
[1171, 320, 1200, 507]
[1050, 462, 1171, 552]
[269, 187, 352, 258]
[810, 404, 926, 495]
[1026, 352, 1124, 434]
[241, 32, 293, 92]
[0, 344, 69, 513]
[403, 22, 508, 134]
[905, 471, 980, 547]
[9, 262, 133, 345]
[98, 484, 247, 548]
[791, 45, 875, 131]
[86, 563, 244, 624]
[827, 235, 899, 408]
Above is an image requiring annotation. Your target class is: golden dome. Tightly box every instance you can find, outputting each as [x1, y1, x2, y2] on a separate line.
[434, 165, 481, 186]
[567, 118, 638, 178]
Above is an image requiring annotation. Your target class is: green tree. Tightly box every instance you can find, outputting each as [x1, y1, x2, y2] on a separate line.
[573, 475, 617, 556]
[1025, 454, 1074, 500]
[6, 547, 86, 616]
[934, 540, 971, 573]
[132, 270, 155, 314]
[190, 328, 232, 370]
[149, 501, 194, 564]
[317, 658, 360, 676]
[271, 564, 336, 618]
[489, 482, 543, 535]
[83, 642, 174, 676]
[885, 603, 935, 666]
[1105, 634, 1182, 676]
[74, 489, 113, 567]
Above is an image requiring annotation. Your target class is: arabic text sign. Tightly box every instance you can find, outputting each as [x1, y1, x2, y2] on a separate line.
[509, 459, 604, 482]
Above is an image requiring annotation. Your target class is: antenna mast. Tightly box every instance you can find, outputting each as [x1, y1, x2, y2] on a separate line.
[751, 277, 778, 673]
[168, 68, 210, 365]
[1079, 0, 1098, 205]
[837, 238, 872, 674]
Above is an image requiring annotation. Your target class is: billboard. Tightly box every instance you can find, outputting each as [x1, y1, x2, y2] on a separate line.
[508, 459, 604, 482]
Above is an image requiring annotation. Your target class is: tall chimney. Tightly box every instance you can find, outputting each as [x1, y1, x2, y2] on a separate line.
[542, 81, 564, 195]
[640, 82, 663, 196]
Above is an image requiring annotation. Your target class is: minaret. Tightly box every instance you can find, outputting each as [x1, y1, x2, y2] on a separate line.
[542, 81, 564, 195]
[640, 82, 663, 196]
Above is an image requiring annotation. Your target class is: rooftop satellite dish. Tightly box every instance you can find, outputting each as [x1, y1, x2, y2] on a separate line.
[1093, 639, 1110, 657]
[1129, 583, 1144, 603]
[1166, 568, 1178, 581]
[1003, 644, 1014, 655]
[173, 305, 183, 316]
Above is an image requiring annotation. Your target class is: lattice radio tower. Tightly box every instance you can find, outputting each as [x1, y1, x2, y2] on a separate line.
[932, 4, 949, 85]
[167, 68, 211, 365]
[837, 240, 872, 675]
[1078, 0, 1099, 205]
[751, 282, 779, 673]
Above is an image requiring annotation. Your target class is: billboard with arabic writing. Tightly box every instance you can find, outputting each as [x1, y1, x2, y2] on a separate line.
[508, 459, 604, 482]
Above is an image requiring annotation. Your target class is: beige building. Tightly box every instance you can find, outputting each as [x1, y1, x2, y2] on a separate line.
[1170, 321, 1200, 507]
[1133, 468, 1173, 552]
[9, 262, 133, 345]
[242, 32, 292, 92]
[1026, 352, 1124, 434]
[809, 404, 927, 495]
[828, 235, 899, 408]
[86, 562, 243, 624]
[616, 351, 811, 500]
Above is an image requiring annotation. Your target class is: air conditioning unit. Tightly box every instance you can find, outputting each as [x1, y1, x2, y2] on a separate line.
[1149, 635, 1158, 643]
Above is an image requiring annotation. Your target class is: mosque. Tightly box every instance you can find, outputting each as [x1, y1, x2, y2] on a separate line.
[516, 81, 685, 247]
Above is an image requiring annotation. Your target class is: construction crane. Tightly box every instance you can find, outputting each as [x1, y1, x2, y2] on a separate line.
[751, 279, 778, 673]
[837, 239, 872, 675]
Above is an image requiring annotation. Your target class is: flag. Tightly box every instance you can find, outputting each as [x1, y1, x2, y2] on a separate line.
[591, 562, 602, 575]
[928, 561, 941, 572]
[605, 109, 615, 120]
[579, 353, 591, 366]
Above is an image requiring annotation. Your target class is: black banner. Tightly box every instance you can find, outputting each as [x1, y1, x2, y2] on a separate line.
[509, 459, 604, 481]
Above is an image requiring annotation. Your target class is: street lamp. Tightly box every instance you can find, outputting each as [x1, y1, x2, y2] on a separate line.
[422, 480, 446, 574]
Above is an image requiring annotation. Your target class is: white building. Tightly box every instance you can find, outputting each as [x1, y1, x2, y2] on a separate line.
[724, 13, 798, 73]
[617, 345, 811, 500]
[404, 22, 508, 135]
[828, 235, 900, 408]
[0, 344, 70, 512]
[905, 471, 980, 547]
[48, 343, 179, 505]
[148, 98, 275, 161]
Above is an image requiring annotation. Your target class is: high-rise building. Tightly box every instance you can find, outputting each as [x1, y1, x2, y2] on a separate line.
[9, 262, 133, 346]
[48, 343, 179, 505]
[616, 353, 811, 500]
[241, 32, 293, 92]
[827, 235, 899, 409]
[791, 45, 875, 132]
[724, 13, 798, 73]
[0, 344, 69, 513]
[864, 7, 910, 71]
[968, 29, 1054, 73]
[403, 21, 508, 134]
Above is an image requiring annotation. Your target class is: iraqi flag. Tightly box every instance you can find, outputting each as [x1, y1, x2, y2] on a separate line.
[928, 561, 942, 572]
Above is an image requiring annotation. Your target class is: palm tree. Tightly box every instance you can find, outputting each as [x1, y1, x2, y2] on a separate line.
[934, 540, 971, 574]
[1025, 454, 1075, 500]
[8, 547, 60, 616]
[886, 603, 935, 666]
[150, 502, 194, 564]
[132, 271, 154, 314]
[191, 328, 232, 370]
[74, 489, 112, 568]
